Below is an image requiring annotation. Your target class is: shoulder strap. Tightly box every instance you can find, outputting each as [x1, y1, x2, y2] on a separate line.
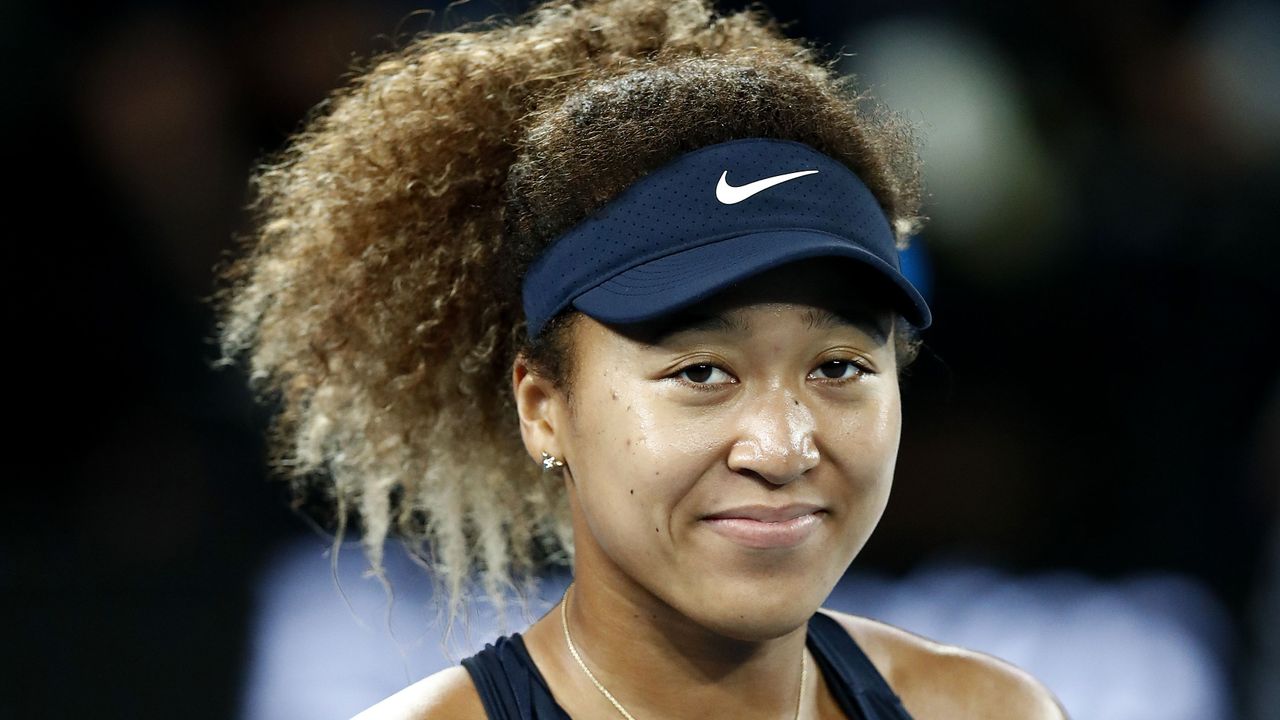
[460, 634, 570, 720]
[806, 612, 916, 719]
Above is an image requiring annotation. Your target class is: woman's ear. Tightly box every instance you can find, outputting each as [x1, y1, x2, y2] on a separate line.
[512, 353, 568, 470]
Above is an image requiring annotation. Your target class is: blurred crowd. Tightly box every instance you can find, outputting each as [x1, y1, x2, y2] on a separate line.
[3, 1, 1276, 718]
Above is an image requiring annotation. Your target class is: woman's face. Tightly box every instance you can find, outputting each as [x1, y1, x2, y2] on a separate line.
[526, 259, 902, 641]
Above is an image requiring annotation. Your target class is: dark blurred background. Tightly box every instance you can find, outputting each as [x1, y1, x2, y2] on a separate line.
[4, 0, 1276, 718]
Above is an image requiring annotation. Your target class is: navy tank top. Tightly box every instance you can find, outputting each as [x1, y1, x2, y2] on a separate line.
[461, 610, 915, 719]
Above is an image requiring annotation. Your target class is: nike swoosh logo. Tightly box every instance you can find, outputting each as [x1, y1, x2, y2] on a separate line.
[715, 169, 820, 204]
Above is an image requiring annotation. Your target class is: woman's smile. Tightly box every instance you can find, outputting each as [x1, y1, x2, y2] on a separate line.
[700, 507, 828, 549]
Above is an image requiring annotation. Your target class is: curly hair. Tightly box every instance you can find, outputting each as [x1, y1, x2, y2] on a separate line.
[210, 0, 926, 637]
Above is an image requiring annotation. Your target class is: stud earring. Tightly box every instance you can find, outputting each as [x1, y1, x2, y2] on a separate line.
[541, 451, 566, 472]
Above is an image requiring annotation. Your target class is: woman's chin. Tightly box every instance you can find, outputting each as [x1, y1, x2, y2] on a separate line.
[699, 609, 814, 643]
[681, 588, 827, 642]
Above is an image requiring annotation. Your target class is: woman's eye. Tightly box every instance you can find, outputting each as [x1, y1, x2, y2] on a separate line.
[676, 364, 734, 385]
[672, 360, 868, 387]
[810, 360, 864, 382]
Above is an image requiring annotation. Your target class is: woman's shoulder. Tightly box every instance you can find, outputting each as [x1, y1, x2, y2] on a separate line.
[350, 665, 488, 720]
[817, 607, 1070, 720]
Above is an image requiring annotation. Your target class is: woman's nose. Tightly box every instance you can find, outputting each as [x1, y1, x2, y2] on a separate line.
[726, 387, 820, 485]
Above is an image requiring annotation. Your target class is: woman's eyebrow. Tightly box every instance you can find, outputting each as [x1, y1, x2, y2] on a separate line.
[802, 307, 888, 343]
[676, 312, 751, 335]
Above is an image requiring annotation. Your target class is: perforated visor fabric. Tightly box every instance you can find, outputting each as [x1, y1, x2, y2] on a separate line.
[521, 137, 932, 337]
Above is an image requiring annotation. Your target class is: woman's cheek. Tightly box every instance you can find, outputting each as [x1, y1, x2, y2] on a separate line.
[573, 392, 664, 539]
[617, 402, 710, 542]
[817, 397, 899, 512]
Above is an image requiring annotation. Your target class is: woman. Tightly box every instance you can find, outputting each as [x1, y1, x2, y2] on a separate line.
[214, 0, 1069, 717]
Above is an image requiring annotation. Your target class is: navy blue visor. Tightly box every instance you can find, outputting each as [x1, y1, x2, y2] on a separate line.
[521, 137, 932, 338]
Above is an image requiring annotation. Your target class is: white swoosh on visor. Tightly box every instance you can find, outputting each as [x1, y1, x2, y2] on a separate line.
[715, 169, 820, 204]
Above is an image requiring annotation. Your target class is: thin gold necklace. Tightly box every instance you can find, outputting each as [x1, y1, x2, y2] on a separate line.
[559, 582, 806, 720]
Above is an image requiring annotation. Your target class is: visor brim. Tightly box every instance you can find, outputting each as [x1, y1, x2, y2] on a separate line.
[571, 230, 932, 330]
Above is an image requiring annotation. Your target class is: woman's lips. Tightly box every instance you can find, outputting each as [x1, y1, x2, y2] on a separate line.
[700, 511, 825, 549]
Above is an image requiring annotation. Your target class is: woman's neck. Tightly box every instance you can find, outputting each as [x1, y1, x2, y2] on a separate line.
[522, 562, 815, 720]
